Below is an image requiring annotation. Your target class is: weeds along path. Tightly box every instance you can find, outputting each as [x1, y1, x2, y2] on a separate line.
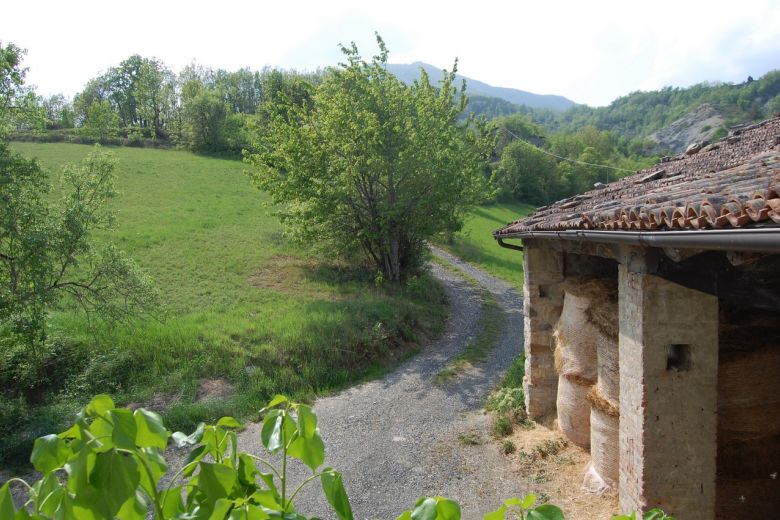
[236, 246, 527, 519]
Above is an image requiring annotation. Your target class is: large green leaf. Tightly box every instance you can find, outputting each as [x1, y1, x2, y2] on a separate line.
[65, 449, 96, 495]
[0, 483, 16, 519]
[320, 470, 353, 520]
[90, 451, 141, 518]
[137, 447, 167, 496]
[217, 416, 242, 429]
[84, 395, 115, 418]
[250, 490, 282, 510]
[184, 445, 208, 477]
[198, 462, 238, 503]
[527, 504, 565, 520]
[30, 434, 70, 473]
[172, 422, 205, 448]
[287, 430, 325, 471]
[237, 454, 258, 486]
[88, 412, 115, 451]
[295, 405, 317, 439]
[261, 395, 288, 412]
[162, 485, 184, 517]
[116, 490, 147, 520]
[134, 409, 169, 449]
[31, 473, 65, 517]
[435, 498, 461, 520]
[208, 498, 233, 519]
[110, 409, 138, 450]
[483, 505, 506, 520]
[260, 411, 284, 453]
[257, 472, 281, 503]
[520, 495, 537, 509]
[411, 498, 438, 520]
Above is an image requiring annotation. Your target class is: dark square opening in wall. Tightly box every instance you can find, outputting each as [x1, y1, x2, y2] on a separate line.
[667, 344, 692, 372]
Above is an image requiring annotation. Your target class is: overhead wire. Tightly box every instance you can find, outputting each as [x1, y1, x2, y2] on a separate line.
[499, 126, 637, 174]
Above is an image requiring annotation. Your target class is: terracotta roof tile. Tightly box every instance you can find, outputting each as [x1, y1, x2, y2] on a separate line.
[495, 115, 780, 237]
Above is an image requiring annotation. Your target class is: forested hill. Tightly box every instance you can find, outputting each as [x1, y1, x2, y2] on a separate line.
[519, 69, 780, 152]
[386, 62, 577, 111]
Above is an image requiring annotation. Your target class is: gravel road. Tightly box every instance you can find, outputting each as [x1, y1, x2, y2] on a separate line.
[237, 247, 527, 520]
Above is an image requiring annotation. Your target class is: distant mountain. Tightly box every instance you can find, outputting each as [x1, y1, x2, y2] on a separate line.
[386, 62, 577, 112]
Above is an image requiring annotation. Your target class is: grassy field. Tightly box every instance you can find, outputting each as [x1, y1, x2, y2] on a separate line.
[438, 202, 534, 291]
[1, 143, 448, 465]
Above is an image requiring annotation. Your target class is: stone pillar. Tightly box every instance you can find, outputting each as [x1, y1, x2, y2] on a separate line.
[618, 262, 718, 519]
[522, 240, 564, 420]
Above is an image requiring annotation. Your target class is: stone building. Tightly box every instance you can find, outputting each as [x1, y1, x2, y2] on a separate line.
[493, 116, 780, 519]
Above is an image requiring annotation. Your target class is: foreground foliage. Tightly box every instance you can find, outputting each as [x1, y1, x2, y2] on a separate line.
[3, 395, 674, 520]
[247, 35, 493, 283]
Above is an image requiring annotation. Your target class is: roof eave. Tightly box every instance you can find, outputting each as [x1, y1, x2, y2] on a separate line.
[493, 228, 780, 254]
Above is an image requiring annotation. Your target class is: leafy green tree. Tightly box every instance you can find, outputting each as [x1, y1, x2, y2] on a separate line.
[0, 42, 43, 135]
[492, 113, 546, 158]
[72, 77, 108, 126]
[136, 58, 176, 139]
[247, 36, 493, 282]
[497, 140, 563, 205]
[80, 99, 120, 140]
[0, 145, 158, 348]
[180, 79, 228, 151]
[41, 94, 74, 129]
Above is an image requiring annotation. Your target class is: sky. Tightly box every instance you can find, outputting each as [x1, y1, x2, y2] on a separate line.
[2, 0, 780, 107]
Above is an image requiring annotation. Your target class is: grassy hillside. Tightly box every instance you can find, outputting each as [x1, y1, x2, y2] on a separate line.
[2, 143, 448, 465]
[438, 202, 533, 291]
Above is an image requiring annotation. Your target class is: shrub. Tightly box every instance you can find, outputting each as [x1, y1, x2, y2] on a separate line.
[492, 413, 513, 438]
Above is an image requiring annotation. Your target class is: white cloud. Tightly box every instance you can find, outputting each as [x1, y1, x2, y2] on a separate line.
[2, 0, 779, 106]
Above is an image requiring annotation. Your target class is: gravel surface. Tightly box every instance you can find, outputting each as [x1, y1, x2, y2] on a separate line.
[235, 247, 527, 520]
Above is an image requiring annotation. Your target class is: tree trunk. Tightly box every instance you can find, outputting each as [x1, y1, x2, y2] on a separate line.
[389, 234, 401, 283]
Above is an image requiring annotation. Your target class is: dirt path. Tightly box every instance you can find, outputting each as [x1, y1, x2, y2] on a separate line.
[237, 247, 527, 519]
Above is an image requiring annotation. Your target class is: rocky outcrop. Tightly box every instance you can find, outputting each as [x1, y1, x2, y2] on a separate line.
[650, 103, 725, 153]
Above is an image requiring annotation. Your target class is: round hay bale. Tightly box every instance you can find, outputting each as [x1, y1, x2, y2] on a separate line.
[718, 345, 780, 444]
[557, 374, 592, 449]
[716, 478, 780, 520]
[594, 333, 619, 407]
[589, 406, 619, 489]
[718, 434, 780, 480]
[553, 290, 599, 381]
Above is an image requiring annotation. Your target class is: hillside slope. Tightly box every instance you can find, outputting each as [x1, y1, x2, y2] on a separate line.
[532, 69, 780, 149]
[387, 62, 577, 111]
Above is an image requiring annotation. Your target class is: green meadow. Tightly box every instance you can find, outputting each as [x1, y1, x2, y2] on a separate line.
[440, 202, 533, 291]
[2, 143, 447, 465]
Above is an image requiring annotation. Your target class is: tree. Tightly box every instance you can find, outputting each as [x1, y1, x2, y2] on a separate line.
[497, 140, 563, 205]
[0, 43, 156, 350]
[180, 79, 228, 151]
[246, 35, 492, 283]
[136, 58, 176, 139]
[0, 145, 158, 348]
[41, 94, 74, 129]
[80, 99, 120, 140]
[0, 42, 42, 135]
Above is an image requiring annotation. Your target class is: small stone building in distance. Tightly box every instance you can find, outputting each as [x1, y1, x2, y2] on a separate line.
[493, 116, 780, 519]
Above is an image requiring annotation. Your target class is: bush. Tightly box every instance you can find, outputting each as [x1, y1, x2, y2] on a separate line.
[492, 413, 513, 438]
